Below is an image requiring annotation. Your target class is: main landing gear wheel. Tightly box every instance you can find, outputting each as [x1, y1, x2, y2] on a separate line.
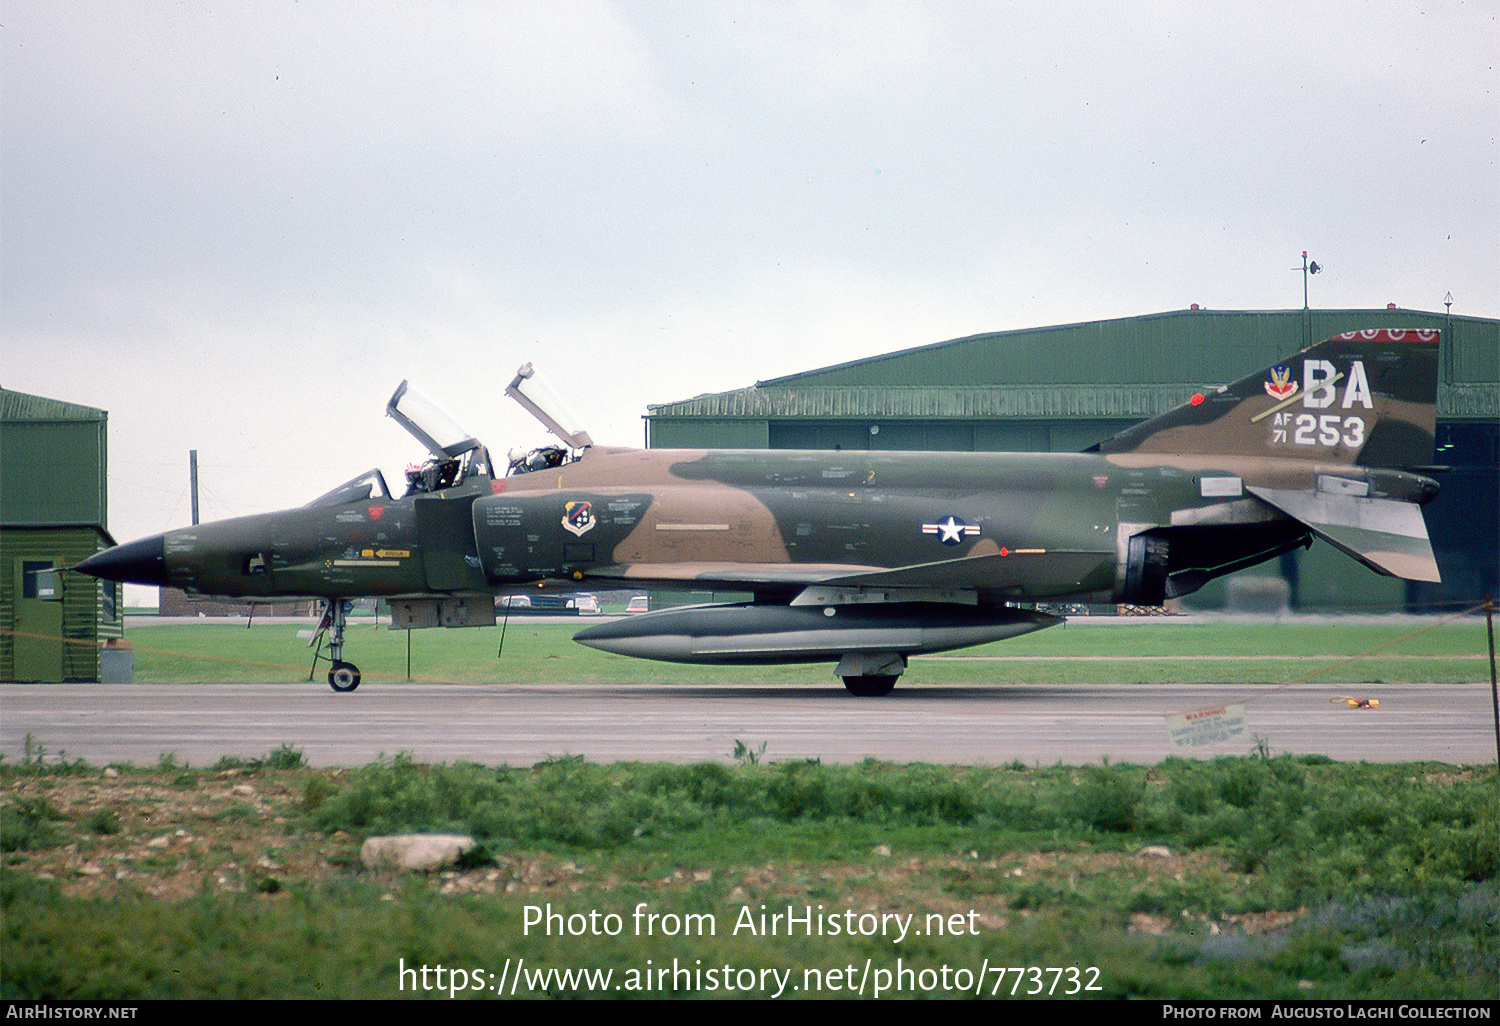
[842, 674, 898, 697]
[328, 661, 361, 692]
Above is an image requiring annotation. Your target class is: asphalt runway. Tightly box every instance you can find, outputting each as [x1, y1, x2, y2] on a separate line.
[1, 678, 1493, 767]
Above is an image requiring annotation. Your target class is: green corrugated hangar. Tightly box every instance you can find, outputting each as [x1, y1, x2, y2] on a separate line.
[646, 308, 1498, 611]
[1, 388, 122, 681]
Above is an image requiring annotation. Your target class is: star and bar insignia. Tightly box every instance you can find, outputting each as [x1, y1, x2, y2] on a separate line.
[921, 515, 979, 546]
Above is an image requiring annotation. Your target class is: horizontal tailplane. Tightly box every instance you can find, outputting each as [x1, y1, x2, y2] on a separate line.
[1249, 485, 1441, 582]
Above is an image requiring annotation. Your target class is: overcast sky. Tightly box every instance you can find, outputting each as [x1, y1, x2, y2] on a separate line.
[4, 1, 1496, 563]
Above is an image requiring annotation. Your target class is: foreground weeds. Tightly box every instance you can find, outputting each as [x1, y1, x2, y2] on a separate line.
[2, 749, 1494, 999]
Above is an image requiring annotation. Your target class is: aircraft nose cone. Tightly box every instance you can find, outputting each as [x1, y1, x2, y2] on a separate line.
[73, 534, 168, 587]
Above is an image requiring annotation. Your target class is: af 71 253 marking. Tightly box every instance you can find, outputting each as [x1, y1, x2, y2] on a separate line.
[1279, 412, 1367, 448]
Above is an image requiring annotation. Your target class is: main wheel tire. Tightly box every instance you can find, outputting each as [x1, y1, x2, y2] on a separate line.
[842, 674, 897, 697]
[328, 661, 361, 692]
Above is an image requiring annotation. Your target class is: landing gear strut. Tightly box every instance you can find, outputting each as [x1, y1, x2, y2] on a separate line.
[312, 599, 361, 692]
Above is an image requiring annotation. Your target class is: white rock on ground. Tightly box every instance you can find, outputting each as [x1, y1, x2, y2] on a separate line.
[361, 834, 477, 872]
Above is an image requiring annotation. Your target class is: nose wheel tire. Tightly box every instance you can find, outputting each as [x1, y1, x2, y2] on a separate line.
[842, 674, 897, 697]
[328, 661, 361, 692]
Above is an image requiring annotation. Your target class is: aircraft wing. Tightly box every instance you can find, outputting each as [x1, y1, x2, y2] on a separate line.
[815, 549, 1112, 596]
[583, 562, 883, 586]
[1247, 486, 1441, 582]
[584, 549, 1113, 598]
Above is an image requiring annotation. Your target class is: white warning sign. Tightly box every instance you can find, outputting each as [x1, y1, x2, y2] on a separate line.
[1167, 704, 1247, 749]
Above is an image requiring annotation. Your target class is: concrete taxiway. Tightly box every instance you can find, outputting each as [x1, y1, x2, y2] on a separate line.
[1, 679, 1492, 767]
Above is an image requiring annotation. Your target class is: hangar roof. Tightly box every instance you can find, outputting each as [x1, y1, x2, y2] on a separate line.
[1, 388, 107, 422]
[648, 308, 1497, 421]
[648, 384, 1186, 421]
[0, 388, 109, 527]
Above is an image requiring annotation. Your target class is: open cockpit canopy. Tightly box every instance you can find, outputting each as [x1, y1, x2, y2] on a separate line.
[385, 381, 495, 495]
[386, 381, 480, 459]
[503, 363, 593, 476]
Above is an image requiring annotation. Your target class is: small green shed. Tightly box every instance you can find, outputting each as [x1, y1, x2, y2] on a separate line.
[1, 388, 121, 681]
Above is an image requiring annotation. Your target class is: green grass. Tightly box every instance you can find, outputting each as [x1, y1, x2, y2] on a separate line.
[2, 751, 1495, 999]
[296, 754, 1497, 893]
[119, 617, 1492, 686]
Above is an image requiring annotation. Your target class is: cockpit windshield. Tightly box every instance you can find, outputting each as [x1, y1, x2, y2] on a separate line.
[306, 469, 391, 509]
[506, 445, 573, 475]
[402, 446, 494, 495]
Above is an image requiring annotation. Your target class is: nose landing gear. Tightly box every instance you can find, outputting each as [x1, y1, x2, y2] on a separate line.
[328, 659, 361, 692]
[311, 599, 361, 692]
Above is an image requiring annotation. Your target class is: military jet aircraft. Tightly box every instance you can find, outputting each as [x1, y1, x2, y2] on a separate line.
[76, 329, 1442, 695]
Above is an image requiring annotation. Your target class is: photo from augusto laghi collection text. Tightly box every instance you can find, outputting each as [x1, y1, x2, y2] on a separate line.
[1162, 1008, 1493, 1019]
[396, 899, 1104, 998]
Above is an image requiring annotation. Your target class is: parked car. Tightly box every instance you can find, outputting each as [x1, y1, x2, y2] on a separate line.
[625, 595, 650, 614]
[497, 593, 601, 615]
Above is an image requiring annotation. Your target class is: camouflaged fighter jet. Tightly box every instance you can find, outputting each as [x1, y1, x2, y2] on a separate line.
[75, 329, 1443, 696]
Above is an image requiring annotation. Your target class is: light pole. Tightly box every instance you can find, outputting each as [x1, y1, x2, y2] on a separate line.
[1444, 292, 1454, 383]
[1294, 251, 1322, 347]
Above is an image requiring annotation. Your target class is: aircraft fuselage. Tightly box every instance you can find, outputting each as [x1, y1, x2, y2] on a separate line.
[72, 329, 1444, 694]
[101, 447, 1433, 609]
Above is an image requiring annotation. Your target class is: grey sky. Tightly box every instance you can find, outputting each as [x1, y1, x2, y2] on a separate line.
[3, 1, 1495, 560]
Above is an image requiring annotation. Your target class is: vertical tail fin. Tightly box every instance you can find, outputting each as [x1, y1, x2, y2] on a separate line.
[1093, 329, 1440, 469]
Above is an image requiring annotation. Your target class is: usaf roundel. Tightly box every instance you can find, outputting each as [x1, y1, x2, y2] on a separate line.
[922, 515, 979, 546]
[562, 500, 595, 537]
